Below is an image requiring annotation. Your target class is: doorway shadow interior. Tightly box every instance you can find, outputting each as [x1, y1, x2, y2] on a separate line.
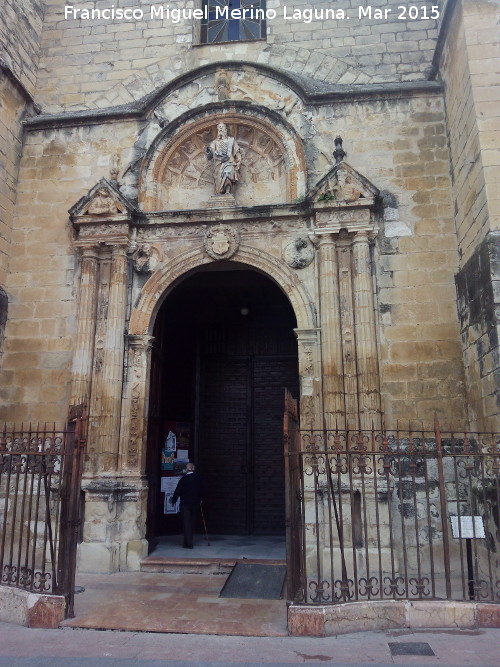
[146, 263, 299, 548]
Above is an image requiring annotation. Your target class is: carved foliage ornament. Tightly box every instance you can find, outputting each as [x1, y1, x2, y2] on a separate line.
[203, 224, 239, 260]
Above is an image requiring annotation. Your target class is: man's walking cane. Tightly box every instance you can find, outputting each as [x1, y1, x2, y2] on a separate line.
[200, 501, 210, 546]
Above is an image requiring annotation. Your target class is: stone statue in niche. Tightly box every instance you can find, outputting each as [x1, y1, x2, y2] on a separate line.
[85, 187, 121, 216]
[205, 122, 242, 195]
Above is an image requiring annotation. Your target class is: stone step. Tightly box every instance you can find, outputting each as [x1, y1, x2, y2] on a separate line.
[140, 557, 286, 576]
[140, 557, 236, 575]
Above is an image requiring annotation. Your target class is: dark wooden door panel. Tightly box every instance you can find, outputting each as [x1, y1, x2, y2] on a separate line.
[199, 355, 250, 534]
[253, 356, 299, 534]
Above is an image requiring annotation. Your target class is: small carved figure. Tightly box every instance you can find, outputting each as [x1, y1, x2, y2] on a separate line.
[335, 171, 361, 203]
[205, 122, 242, 195]
[86, 188, 120, 216]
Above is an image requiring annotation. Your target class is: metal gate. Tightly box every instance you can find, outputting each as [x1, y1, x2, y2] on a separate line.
[283, 389, 304, 602]
[290, 422, 499, 605]
[0, 404, 87, 617]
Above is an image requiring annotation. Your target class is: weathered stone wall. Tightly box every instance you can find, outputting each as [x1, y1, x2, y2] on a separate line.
[35, 0, 442, 113]
[0, 0, 45, 327]
[439, 0, 500, 429]
[1, 0, 45, 95]
[0, 77, 467, 427]
[0, 121, 140, 421]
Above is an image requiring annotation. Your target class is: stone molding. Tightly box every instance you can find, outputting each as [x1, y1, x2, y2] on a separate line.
[129, 243, 317, 336]
[22, 62, 443, 131]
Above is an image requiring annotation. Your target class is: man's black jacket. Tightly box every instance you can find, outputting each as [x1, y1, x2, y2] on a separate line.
[171, 472, 203, 508]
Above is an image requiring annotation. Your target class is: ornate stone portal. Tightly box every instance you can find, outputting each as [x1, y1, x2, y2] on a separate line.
[69, 119, 383, 573]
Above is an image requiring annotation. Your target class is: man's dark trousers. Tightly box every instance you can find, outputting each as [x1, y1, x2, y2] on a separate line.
[181, 504, 196, 548]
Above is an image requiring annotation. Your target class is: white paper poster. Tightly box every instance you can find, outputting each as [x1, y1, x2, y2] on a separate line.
[162, 476, 181, 514]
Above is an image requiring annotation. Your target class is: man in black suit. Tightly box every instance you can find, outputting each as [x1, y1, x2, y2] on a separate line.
[171, 462, 203, 549]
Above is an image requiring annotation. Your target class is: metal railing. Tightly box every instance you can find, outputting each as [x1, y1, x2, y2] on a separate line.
[0, 406, 86, 617]
[288, 423, 500, 605]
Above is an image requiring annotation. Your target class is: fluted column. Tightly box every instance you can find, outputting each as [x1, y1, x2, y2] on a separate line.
[71, 245, 100, 406]
[119, 334, 154, 473]
[318, 234, 346, 430]
[352, 233, 382, 430]
[89, 243, 129, 472]
[337, 237, 359, 429]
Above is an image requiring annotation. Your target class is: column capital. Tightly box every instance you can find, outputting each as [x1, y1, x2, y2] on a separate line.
[110, 242, 130, 257]
[294, 328, 321, 344]
[74, 241, 101, 257]
[128, 334, 154, 352]
[352, 232, 370, 245]
[352, 231, 375, 245]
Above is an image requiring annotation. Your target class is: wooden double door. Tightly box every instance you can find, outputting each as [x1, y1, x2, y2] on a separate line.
[198, 327, 298, 535]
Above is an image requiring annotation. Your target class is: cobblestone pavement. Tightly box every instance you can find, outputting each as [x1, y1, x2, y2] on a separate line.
[0, 623, 499, 667]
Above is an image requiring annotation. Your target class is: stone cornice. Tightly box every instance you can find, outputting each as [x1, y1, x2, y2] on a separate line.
[23, 60, 443, 132]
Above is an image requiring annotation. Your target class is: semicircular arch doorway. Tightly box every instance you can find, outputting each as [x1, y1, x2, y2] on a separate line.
[146, 263, 299, 545]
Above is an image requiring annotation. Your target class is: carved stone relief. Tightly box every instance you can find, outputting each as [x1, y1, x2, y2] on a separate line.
[84, 187, 124, 216]
[128, 243, 162, 273]
[148, 118, 290, 210]
[203, 224, 239, 261]
[283, 236, 315, 269]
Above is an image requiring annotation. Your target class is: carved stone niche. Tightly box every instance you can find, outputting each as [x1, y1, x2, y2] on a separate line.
[308, 161, 380, 236]
[69, 177, 138, 242]
[142, 114, 298, 211]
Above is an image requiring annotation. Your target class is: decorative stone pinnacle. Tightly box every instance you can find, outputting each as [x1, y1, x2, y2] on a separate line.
[333, 136, 346, 164]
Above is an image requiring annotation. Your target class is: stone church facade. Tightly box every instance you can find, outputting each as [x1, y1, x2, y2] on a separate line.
[0, 0, 499, 574]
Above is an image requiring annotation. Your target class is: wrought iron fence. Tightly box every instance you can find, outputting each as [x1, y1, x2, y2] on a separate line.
[0, 406, 86, 617]
[288, 423, 500, 605]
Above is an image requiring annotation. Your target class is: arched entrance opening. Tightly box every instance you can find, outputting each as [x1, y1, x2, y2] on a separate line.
[145, 263, 299, 545]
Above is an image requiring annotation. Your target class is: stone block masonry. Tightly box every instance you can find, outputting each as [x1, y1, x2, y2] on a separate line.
[35, 0, 443, 113]
[0, 0, 45, 339]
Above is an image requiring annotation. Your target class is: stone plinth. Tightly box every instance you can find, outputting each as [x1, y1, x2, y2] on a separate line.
[205, 194, 237, 208]
[288, 600, 500, 636]
[0, 587, 66, 628]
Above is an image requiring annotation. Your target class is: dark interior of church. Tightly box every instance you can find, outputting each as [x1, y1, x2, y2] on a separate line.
[147, 264, 299, 538]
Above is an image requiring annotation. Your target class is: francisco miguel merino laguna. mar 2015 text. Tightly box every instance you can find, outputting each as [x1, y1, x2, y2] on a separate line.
[63, 4, 440, 24]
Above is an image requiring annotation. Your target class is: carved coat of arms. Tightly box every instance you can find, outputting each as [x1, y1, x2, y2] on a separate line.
[204, 224, 239, 260]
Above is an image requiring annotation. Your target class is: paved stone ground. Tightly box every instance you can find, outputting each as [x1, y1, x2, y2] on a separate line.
[63, 572, 288, 636]
[0, 623, 499, 666]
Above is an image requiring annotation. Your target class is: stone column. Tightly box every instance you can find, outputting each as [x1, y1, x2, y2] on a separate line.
[88, 243, 129, 472]
[119, 334, 154, 474]
[295, 328, 323, 431]
[318, 234, 346, 430]
[100, 243, 129, 470]
[337, 237, 359, 430]
[71, 244, 100, 406]
[352, 233, 382, 430]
